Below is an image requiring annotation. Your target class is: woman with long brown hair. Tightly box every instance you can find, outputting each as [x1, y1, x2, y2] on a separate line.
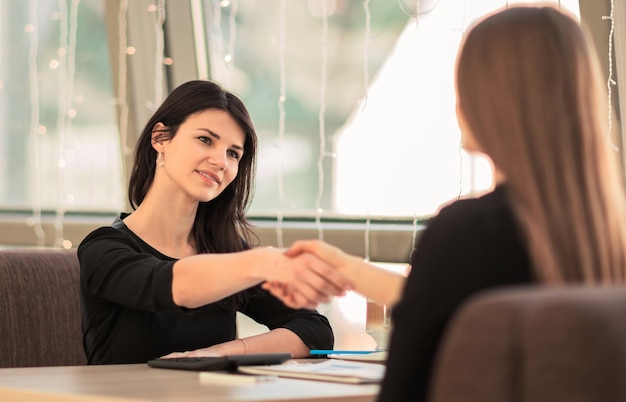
[268, 4, 626, 401]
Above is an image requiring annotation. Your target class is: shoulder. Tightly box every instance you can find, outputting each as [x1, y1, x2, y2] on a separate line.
[419, 186, 519, 248]
[402, 185, 531, 307]
[77, 214, 144, 259]
[412, 185, 523, 266]
[433, 186, 512, 229]
[78, 215, 175, 283]
[79, 218, 135, 247]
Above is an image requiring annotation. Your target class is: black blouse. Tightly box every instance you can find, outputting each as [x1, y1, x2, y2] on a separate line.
[378, 186, 533, 401]
[78, 216, 333, 364]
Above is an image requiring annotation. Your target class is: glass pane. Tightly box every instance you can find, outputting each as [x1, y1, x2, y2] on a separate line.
[0, 0, 124, 213]
[204, 0, 580, 218]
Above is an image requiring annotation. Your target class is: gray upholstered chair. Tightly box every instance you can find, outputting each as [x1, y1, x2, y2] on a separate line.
[0, 248, 86, 367]
[428, 286, 626, 402]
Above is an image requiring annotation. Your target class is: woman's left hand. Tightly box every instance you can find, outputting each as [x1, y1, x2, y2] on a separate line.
[160, 341, 235, 359]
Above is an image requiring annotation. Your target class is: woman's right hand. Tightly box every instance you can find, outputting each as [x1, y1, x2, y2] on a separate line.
[260, 245, 353, 309]
[278, 240, 408, 308]
[285, 239, 361, 271]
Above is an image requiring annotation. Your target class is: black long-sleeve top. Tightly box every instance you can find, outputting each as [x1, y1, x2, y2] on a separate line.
[78, 216, 333, 365]
[378, 185, 534, 401]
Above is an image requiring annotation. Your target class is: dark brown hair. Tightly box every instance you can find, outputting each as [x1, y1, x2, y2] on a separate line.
[128, 80, 258, 254]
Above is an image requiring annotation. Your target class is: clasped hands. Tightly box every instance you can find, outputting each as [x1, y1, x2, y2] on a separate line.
[162, 240, 358, 359]
[262, 240, 358, 310]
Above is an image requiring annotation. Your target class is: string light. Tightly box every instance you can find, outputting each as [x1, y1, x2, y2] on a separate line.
[397, 0, 442, 19]
[363, 0, 371, 261]
[28, 0, 45, 247]
[363, 213, 371, 262]
[603, 0, 619, 151]
[154, 0, 166, 106]
[411, 213, 420, 251]
[315, 0, 329, 241]
[457, 0, 467, 200]
[211, 0, 226, 86]
[118, 0, 131, 181]
[54, 0, 81, 248]
[190, 0, 209, 79]
[362, 0, 370, 110]
[54, 0, 68, 249]
[276, 0, 287, 248]
[226, 0, 238, 88]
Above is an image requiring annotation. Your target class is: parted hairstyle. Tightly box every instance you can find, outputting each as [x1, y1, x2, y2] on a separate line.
[128, 80, 258, 254]
[456, 5, 626, 284]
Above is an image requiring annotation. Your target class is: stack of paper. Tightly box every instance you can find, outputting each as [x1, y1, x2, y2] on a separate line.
[237, 360, 385, 384]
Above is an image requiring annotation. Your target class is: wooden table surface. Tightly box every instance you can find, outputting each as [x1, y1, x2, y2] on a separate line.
[0, 363, 380, 402]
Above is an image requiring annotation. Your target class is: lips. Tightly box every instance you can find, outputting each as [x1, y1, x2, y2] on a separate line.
[197, 170, 222, 184]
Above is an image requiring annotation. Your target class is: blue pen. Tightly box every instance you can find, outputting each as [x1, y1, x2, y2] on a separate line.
[309, 350, 381, 355]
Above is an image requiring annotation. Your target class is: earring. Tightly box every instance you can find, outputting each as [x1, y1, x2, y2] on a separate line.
[157, 152, 165, 167]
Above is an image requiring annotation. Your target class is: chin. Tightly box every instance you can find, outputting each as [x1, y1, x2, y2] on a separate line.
[198, 190, 224, 203]
[198, 195, 217, 203]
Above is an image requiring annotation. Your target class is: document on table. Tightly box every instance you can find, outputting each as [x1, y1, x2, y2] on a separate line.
[328, 351, 387, 362]
[237, 359, 386, 384]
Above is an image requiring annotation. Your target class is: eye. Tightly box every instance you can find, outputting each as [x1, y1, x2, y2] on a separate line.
[198, 136, 212, 145]
[228, 149, 242, 160]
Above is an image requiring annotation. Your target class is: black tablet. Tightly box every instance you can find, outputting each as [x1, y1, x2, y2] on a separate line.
[147, 352, 292, 371]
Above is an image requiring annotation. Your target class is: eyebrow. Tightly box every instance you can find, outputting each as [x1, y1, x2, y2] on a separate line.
[198, 128, 244, 152]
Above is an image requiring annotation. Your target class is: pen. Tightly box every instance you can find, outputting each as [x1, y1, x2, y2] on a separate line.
[309, 350, 382, 355]
[199, 371, 278, 385]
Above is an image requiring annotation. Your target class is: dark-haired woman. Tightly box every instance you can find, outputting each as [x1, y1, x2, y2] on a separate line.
[78, 80, 348, 364]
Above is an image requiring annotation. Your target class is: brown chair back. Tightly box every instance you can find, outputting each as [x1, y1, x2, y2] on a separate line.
[0, 248, 86, 367]
[429, 286, 626, 402]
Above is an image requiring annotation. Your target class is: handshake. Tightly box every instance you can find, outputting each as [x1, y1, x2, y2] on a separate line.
[261, 240, 406, 311]
[163, 240, 407, 360]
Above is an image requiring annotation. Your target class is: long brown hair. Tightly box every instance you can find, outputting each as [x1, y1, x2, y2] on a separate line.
[456, 5, 626, 284]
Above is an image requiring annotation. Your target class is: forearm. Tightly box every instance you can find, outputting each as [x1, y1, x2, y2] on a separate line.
[240, 328, 310, 357]
[172, 248, 279, 308]
[282, 240, 407, 308]
[340, 257, 406, 307]
[211, 328, 309, 357]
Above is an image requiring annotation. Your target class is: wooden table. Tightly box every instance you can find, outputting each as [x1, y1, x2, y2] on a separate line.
[0, 363, 379, 402]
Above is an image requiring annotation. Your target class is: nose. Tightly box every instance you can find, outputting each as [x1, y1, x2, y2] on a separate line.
[207, 149, 227, 170]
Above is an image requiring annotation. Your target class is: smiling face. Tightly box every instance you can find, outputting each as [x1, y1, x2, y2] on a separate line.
[153, 109, 246, 204]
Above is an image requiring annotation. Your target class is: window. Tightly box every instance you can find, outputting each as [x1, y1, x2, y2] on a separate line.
[0, 0, 612, 254]
[0, 0, 123, 215]
[204, 0, 580, 218]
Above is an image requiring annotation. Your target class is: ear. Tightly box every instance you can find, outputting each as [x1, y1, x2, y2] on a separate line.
[151, 122, 166, 152]
[456, 102, 479, 153]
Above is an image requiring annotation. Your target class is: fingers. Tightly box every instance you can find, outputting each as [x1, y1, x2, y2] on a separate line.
[286, 240, 347, 269]
[289, 253, 351, 297]
[161, 350, 198, 359]
[161, 351, 188, 359]
[285, 240, 324, 258]
[285, 240, 357, 295]
[263, 241, 356, 310]
[264, 253, 353, 310]
[161, 347, 220, 359]
[262, 282, 318, 310]
[264, 273, 328, 309]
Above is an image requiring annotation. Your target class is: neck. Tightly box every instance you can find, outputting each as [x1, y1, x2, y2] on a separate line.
[123, 192, 198, 258]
